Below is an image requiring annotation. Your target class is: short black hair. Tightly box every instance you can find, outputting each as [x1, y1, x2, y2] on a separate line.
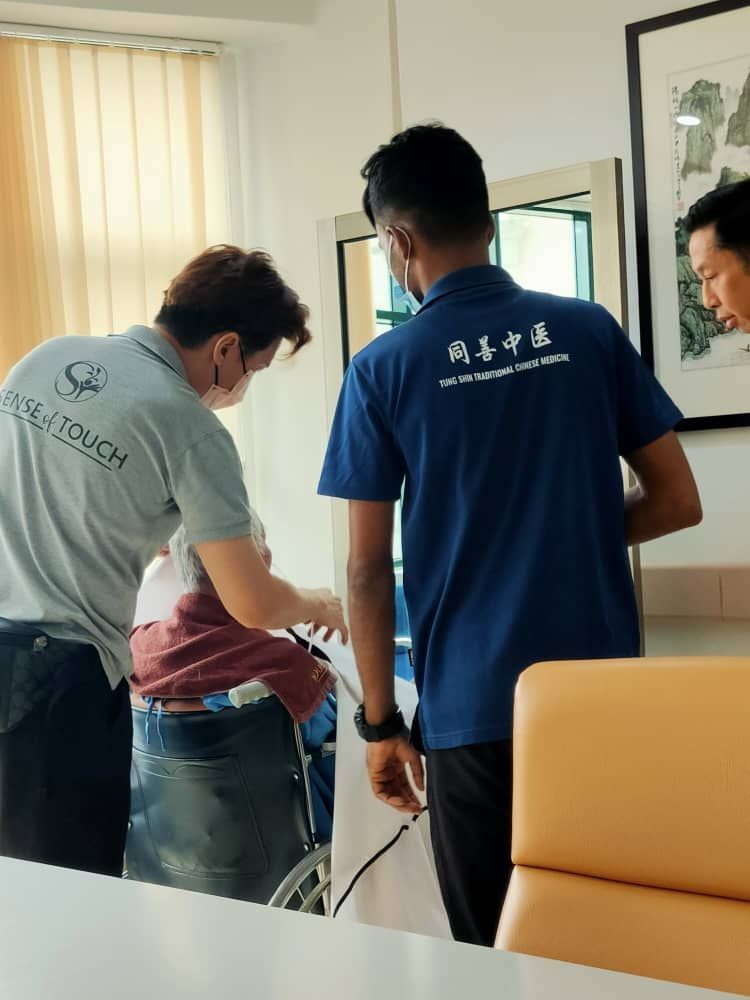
[155, 245, 311, 354]
[684, 179, 750, 265]
[361, 123, 490, 245]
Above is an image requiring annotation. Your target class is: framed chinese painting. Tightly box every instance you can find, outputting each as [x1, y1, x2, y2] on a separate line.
[627, 0, 750, 430]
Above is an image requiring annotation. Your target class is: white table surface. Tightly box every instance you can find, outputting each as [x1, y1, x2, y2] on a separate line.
[0, 857, 739, 1000]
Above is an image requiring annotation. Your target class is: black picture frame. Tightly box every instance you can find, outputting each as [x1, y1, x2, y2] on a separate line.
[627, 0, 750, 431]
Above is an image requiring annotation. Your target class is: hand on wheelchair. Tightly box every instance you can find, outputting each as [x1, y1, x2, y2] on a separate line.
[304, 589, 349, 645]
[367, 734, 425, 815]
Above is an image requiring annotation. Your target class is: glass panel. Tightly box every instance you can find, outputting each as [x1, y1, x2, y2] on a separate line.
[496, 210, 577, 297]
[338, 195, 593, 667]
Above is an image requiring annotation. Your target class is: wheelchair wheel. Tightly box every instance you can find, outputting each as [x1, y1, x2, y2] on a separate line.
[267, 843, 331, 915]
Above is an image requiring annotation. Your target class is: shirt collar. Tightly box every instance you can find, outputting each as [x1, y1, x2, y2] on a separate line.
[119, 325, 187, 379]
[421, 265, 517, 310]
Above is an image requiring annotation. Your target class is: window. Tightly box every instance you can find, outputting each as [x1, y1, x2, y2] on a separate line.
[491, 199, 593, 301]
[366, 197, 594, 341]
[0, 34, 228, 380]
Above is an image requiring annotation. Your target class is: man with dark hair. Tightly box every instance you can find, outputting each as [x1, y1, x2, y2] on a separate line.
[362, 124, 490, 246]
[685, 179, 750, 333]
[0, 244, 346, 877]
[319, 124, 702, 946]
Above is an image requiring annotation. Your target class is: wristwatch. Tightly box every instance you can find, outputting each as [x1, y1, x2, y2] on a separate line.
[354, 703, 408, 743]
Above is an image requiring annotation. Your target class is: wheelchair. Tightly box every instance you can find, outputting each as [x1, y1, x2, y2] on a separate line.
[126, 687, 332, 914]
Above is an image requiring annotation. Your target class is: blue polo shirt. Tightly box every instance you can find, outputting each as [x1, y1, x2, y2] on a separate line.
[318, 266, 682, 749]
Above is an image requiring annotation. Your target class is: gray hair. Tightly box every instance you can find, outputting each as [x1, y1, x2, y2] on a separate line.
[169, 507, 266, 594]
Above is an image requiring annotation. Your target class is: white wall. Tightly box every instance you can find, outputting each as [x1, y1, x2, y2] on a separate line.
[396, 0, 750, 569]
[236, 0, 394, 587]
[5, 0, 313, 25]
[0, 0, 308, 44]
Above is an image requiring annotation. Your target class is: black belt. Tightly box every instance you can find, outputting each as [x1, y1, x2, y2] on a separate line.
[0, 617, 91, 653]
[0, 616, 51, 653]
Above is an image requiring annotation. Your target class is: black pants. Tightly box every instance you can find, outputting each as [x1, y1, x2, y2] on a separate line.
[426, 739, 513, 947]
[0, 622, 132, 876]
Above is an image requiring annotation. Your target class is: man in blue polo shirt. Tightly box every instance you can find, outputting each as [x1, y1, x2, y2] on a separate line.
[318, 124, 702, 946]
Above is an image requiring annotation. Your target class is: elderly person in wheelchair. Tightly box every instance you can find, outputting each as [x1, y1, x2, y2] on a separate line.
[126, 516, 337, 906]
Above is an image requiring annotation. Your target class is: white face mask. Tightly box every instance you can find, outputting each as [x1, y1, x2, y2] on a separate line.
[200, 371, 252, 410]
[388, 229, 422, 315]
[200, 346, 252, 410]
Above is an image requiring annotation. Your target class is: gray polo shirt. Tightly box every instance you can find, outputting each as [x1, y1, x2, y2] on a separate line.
[0, 326, 253, 686]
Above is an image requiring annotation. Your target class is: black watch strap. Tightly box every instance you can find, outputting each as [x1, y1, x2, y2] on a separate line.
[354, 703, 407, 742]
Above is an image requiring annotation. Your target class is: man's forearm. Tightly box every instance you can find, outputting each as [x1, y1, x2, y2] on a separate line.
[624, 484, 701, 546]
[197, 535, 338, 632]
[237, 575, 322, 629]
[623, 432, 702, 547]
[348, 559, 396, 726]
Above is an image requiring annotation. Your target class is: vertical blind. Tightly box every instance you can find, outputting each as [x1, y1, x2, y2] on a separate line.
[0, 36, 229, 380]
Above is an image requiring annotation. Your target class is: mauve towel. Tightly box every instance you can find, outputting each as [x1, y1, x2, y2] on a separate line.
[130, 593, 335, 722]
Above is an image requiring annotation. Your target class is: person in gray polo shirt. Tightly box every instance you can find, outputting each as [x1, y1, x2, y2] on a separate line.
[0, 244, 346, 877]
